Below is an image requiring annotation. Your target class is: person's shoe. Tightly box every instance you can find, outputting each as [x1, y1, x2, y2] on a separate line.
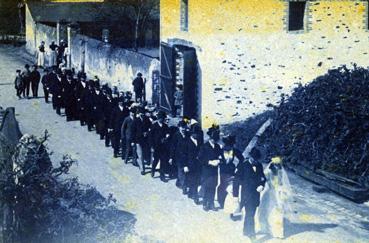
[203, 205, 209, 212]
[141, 171, 145, 176]
[151, 171, 155, 178]
[209, 204, 217, 212]
[230, 213, 242, 221]
[194, 198, 201, 205]
[160, 177, 168, 183]
[182, 188, 188, 195]
[113, 154, 118, 158]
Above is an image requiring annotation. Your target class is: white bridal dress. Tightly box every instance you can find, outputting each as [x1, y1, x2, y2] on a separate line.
[256, 164, 292, 238]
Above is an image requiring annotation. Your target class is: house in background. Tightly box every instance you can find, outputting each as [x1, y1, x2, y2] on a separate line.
[25, 0, 160, 100]
[160, 0, 369, 128]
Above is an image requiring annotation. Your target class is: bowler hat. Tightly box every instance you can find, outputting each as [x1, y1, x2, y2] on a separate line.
[223, 135, 236, 147]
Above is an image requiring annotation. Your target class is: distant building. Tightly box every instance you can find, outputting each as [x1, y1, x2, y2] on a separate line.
[25, 1, 160, 100]
[160, 0, 369, 127]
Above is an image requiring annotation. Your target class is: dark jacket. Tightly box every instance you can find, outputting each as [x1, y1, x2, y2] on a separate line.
[131, 116, 151, 144]
[150, 122, 170, 151]
[14, 76, 23, 89]
[62, 79, 76, 106]
[121, 116, 135, 141]
[170, 131, 190, 167]
[220, 148, 244, 176]
[41, 73, 50, 89]
[187, 137, 202, 172]
[110, 106, 129, 133]
[92, 91, 105, 121]
[75, 82, 88, 111]
[132, 77, 144, 93]
[233, 159, 266, 207]
[198, 141, 224, 187]
[30, 70, 41, 85]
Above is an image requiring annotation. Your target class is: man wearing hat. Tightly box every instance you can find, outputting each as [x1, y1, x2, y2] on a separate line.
[30, 65, 41, 98]
[217, 135, 244, 209]
[50, 71, 64, 115]
[21, 64, 31, 98]
[14, 69, 23, 99]
[62, 74, 77, 121]
[84, 81, 97, 131]
[121, 108, 136, 164]
[131, 106, 152, 174]
[198, 125, 225, 211]
[40, 68, 51, 103]
[150, 110, 170, 182]
[109, 100, 129, 158]
[132, 72, 144, 103]
[92, 84, 106, 137]
[170, 120, 190, 193]
[187, 125, 203, 204]
[233, 147, 266, 238]
[75, 74, 88, 126]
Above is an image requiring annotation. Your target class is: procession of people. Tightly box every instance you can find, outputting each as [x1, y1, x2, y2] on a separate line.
[13, 40, 294, 240]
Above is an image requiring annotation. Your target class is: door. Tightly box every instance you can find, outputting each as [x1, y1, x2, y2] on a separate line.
[182, 48, 199, 120]
[160, 42, 175, 113]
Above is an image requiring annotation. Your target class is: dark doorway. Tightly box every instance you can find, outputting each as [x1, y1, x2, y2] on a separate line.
[159, 42, 201, 122]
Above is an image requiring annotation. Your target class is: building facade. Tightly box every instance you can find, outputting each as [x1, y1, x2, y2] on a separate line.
[160, 0, 369, 128]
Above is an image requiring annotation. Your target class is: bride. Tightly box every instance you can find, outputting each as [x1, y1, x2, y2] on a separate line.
[256, 156, 293, 239]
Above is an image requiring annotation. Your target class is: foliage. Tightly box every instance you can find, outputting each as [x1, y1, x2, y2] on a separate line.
[0, 132, 135, 243]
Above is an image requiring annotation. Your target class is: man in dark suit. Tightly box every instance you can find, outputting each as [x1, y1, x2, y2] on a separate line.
[109, 101, 129, 158]
[131, 107, 152, 175]
[75, 74, 88, 126]
[170, 120, 190, 193]
[187, 125, 203, 205]
[121, 108, 136, 164]
[233, 148, 266, 238]
[30, 65, 41, 98]
[217, 135, 244, 209]
[40, 68, 50, 103]
[21, 64, 31, 98]
[132, 72, 144, 102]
[50, 71, 64, 115]
[198, 125, 224, 211]
[92, 85, 106, 139]
[62, 74, 77, 121]
[84, 81, 96, 131]
[150, 111, 170, 182]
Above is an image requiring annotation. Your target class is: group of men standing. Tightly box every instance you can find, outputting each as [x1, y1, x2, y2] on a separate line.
[14, 64, 41, 99]
[15, 63, 269, 239]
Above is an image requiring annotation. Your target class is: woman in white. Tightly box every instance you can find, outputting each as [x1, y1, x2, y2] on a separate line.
[37, 41, 46, 68]
[257, 157, 292, 239]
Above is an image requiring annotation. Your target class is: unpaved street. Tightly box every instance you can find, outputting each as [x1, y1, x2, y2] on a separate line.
[1, 45, 369, 243]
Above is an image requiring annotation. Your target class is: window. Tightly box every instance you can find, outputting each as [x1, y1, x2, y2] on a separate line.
[180, 0, 189, 32]
[288, 1, 306, 31]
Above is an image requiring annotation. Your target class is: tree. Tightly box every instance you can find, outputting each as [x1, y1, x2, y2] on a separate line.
[105, 0, 159, 50]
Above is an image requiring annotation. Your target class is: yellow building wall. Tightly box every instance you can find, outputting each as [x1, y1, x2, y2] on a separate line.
[161, 0, 369, 128]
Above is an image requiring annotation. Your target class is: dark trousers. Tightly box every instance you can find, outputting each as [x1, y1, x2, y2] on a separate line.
[217, 174, 233, 209]
[123, 138, 134, 163]
[65, 105, 75, 121]
[243, 204, 257, 237]
[96, 119, 105, 138]
[31, 82, 39, 97]
[16, 88, 22, 98]
[105, 129, 112, 147]
[134, 143, 150, 172]
[112, 132, 121, 156]
[22, 80, 30, 97]
[78, 108, 86, 125]
[176, 165, 186, 188]
[43, 87, 49, 103]
[152, 149, 168, 178]
[203, 184, 216, 208]
[188, 171, 201, 199]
